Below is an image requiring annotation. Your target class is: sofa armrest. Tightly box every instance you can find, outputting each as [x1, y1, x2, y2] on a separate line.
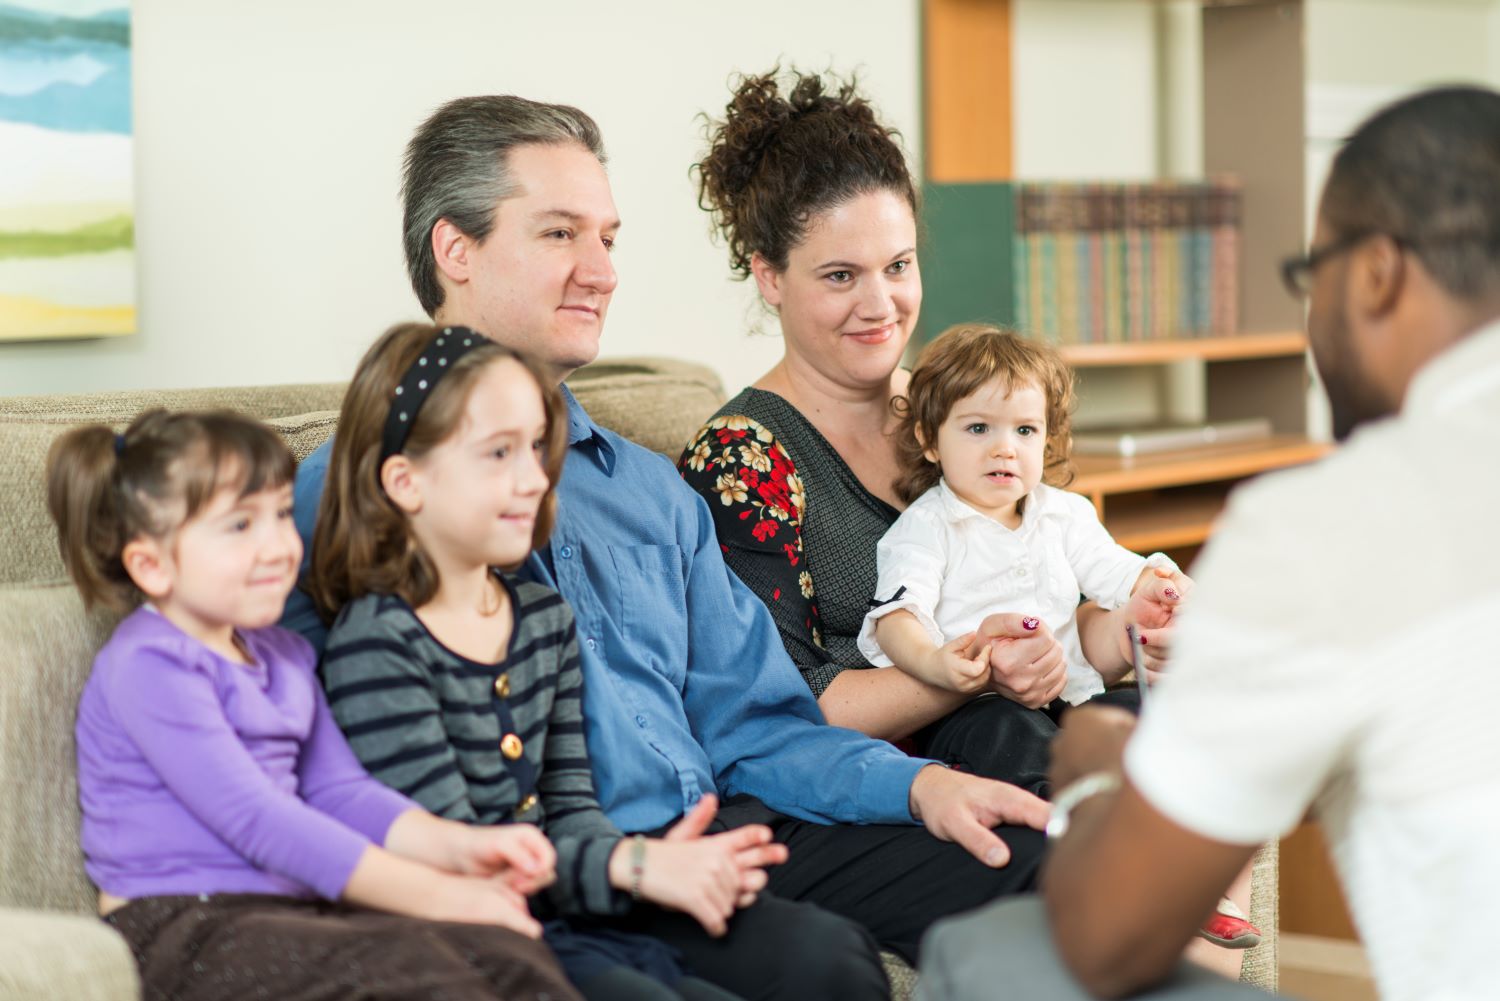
[0, 907, 138, 1001]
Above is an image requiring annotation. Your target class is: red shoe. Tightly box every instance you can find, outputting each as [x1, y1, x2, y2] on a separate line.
[1198, 898, 1261, 949]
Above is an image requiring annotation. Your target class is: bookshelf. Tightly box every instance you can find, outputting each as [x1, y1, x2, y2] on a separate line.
[1057, 330, 1307, 366]
[921, 0, 1323, 566]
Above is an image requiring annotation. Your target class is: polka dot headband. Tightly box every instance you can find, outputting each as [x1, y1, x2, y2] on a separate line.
[379, 326, 490, 461]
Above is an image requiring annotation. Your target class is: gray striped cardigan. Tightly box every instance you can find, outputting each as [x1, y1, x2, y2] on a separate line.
[321, 575, 627, 916]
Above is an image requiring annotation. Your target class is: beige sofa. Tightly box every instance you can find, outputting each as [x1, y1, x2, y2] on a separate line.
[0, 357, 1276, 1000]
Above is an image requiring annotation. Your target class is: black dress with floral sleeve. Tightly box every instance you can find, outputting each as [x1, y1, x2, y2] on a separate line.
[678, 388, 901, 698]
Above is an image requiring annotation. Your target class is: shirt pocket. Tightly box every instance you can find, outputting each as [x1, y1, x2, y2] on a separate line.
[608, 544, 688, 690]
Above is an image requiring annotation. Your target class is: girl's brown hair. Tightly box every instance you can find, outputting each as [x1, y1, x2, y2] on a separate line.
[893, 324, 1077, 505]
[45, 409, 296, 612]
[694, 67, 917, 278]
[307, 322, 567, 622]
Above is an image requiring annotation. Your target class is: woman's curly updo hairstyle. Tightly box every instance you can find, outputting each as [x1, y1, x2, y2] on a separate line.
[695, 67, 918, 278]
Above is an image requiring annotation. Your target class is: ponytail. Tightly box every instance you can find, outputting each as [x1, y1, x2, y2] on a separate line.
[45, 425, 132, 611]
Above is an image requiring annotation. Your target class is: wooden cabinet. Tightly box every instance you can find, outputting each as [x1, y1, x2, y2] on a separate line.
[1062, 332, 1329, 562]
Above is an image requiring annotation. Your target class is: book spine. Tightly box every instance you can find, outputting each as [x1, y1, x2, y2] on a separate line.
[1211, 176, 1242, 335]
[1124, 183, 1146, 341]
[1040, 185, 1059, 344]
[1058, 185, 1081, 344]
[1088, 183, 1106, 346]
[1149, 184, 1169, 340]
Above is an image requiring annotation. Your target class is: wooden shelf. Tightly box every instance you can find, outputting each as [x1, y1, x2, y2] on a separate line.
[1058, 331, 1307, 367]
[1071, 435, 1330, 496]
[1097, 488, 1228, 553]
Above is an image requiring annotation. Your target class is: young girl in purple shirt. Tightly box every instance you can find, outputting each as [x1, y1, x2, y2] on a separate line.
[46, 408, 582, 1001]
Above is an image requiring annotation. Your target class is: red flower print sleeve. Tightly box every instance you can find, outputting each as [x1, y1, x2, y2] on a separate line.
[678, 416, 830, 692]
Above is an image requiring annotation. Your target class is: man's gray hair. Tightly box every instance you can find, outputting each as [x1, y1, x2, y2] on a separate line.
[402, 96, 607, 316]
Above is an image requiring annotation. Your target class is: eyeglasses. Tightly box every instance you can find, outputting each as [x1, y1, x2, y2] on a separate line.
[1279, 231, 1380, 298]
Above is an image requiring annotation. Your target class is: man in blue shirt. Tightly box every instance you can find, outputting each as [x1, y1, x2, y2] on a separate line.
[287, 95, 1050, 1000]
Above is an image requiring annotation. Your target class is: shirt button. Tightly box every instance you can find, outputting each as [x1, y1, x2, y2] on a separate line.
[1015, 565, 1029, 577]
[501, 734, 525, 759]
[586, 637, 597, 651]
[635, 715, 648, 729]
[493, 673, 511, 698]
[560, 545, 574, 559]
[516, 793, 538, 814]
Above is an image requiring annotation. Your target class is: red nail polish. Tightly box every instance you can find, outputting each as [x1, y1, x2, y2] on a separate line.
[1165, 588, 1180, 600]
[1140, 635, 1148, 645]
[1022, 617, 1039, 631]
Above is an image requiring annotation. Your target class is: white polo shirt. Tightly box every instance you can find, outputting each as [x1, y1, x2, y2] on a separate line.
[1126, 322, 1500, 1001]
[858, 479, 1167, 705]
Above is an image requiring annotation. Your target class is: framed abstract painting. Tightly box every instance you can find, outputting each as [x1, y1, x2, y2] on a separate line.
[0, 0, 133, 341]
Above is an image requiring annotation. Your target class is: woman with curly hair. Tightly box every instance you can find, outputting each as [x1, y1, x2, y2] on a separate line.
[682, 68, 1136, 784]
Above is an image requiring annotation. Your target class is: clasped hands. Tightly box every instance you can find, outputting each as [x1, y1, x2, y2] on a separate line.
[913, 612, 1067, 706]
[923, 565, 1192, 705]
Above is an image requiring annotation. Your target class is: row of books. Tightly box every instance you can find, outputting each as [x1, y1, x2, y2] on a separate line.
[1010, 179, 1241, 344]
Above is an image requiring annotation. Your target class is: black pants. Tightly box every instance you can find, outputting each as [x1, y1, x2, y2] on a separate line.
[578, 968, 743, 1001]
[916, 688, 1143, 800]
[612, 889, 888, 1001]
[606, 693, 1135, 1000]
[611, 792, 1045, 1001]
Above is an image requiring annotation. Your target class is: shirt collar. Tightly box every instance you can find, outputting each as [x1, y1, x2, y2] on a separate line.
[559, 383, 617, 474]
[1403, 318, 1500, 419]
[936, 477, 1046, 531]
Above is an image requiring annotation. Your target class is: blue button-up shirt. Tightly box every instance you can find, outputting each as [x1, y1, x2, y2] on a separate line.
[284, 388, 926, 832]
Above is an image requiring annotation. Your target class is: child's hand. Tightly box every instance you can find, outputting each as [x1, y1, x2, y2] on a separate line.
[1117, 567, 1193, 678]
[458, 823, 557, 896]
[1130, 566, 1193, 628]
[621, 794, 788, 937]
[970, 613, 1068, 708]
[923, 631, 990, 694]
[424, 872, 544, 938]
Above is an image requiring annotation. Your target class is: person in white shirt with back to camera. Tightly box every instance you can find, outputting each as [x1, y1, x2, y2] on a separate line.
[916, 84, 1500, 1001]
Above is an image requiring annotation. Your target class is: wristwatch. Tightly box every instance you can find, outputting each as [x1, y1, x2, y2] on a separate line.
[1045, 771, 1122, 840]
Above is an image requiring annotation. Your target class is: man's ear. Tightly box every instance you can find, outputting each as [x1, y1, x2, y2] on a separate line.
[122, 537, 172, 601]
[1350, 234, 1406, 321]
[380, 455, 423, 515]
[750, 252, 783, 308]
[431, 218, 472, 287]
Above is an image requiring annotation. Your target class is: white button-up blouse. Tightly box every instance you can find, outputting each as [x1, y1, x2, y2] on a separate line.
[857, 479, 1170, 705]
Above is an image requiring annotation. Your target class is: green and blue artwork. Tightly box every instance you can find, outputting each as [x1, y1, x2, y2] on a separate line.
[0, 0, 132, 340]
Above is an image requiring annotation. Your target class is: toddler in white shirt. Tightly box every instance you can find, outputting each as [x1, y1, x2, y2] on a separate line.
[858, 324, 1188, 706]
[858, 324, 1258, 950]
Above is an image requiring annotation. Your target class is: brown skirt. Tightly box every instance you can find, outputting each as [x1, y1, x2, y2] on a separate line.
[104, 893, 581, 1001]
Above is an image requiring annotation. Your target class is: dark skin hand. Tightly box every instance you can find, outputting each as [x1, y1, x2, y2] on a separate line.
[1042, 707, 1259, 998]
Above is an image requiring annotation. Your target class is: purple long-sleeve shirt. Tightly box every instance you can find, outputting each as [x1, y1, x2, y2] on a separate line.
[76, 608, 416, 902]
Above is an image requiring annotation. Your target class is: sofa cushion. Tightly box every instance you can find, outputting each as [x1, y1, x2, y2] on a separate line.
[0, 388, 346, 589]
[0, 585, 120, 914]
[0, 906, 138, 1001]
[263, 409, 340, 462]
[566, 357, 725, 458]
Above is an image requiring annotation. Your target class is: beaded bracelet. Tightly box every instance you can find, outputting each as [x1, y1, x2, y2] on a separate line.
[629, 834, 646, 900]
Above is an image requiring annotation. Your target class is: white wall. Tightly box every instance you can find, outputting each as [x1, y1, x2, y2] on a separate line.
[1012, 0, 1159, 181]
[0, 0, 920, 397]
